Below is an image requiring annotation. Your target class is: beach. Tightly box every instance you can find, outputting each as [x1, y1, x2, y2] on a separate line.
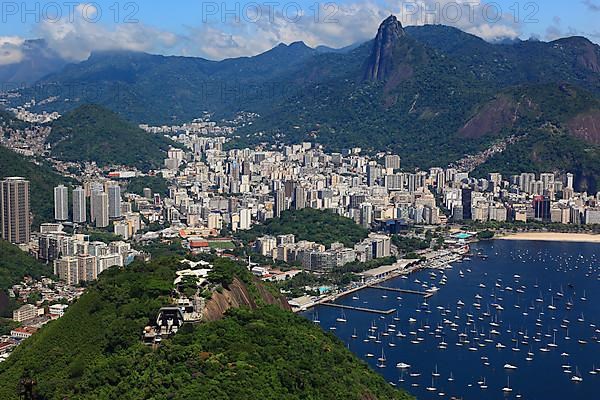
[496, 232, 600, 243]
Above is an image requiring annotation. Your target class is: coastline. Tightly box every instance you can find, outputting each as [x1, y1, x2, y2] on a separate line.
[495, 232, 600, 243]
[294, 249, 466, 313]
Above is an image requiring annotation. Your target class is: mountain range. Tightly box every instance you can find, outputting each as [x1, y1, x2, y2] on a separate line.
[7, 16, 600, 190]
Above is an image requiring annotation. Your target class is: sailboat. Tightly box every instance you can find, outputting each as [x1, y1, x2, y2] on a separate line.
[377, 348, 386, 368]
[351, 328, 358, 339]
[571, 367, 584, 382]
[312, 311, 320, 323]
[426, 378, 437, 392]
[548, 332, 558, 348]
[432, 364, 441, 377]
[336, 310, 347, 323]
[399, 370, 405, 382]
[502, 377, 513, 393]
[448, 372, 455, 382]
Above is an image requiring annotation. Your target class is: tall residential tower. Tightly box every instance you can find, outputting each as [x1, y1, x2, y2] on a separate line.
[1, 177, 31, 244]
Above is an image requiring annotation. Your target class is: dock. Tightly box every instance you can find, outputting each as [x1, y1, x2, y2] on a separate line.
[369, 285, 435, 299]
[321, 303, 396, 315]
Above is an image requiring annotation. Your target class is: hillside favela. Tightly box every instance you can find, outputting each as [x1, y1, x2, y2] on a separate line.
[1, 2, 600, 399]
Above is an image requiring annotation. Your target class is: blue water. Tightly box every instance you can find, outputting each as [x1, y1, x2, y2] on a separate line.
[304, 240, 600, 400]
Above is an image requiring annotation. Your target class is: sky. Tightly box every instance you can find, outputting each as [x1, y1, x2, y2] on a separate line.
[0, 0, 599, 64]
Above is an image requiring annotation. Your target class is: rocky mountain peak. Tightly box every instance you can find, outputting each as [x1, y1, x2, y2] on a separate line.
[364, 15, 407, 81]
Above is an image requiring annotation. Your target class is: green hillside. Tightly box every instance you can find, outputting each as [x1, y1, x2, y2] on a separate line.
[237, 208, 369, 247]
[0, 240, 51, 292]
[0, 146, 73, 227]
[0, 255, 410, 400]
[0, 240, 53, 319]
[48, 105, 176, 171]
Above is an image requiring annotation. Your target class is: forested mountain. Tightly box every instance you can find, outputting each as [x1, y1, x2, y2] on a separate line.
[9, 16, 600, 183]
[47, 105, 177, 170]
[0, 255, 411, 400]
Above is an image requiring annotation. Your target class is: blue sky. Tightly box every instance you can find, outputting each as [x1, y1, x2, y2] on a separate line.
[1, 0, 599, 63]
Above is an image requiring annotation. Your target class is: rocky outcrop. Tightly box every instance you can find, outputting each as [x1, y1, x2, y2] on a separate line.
[201, 277, 290, 322]
[459, 96, 520, 138]
[364, 15, 408, 81]
[555, 37, 600, 74]
[567, 110, 600, 145]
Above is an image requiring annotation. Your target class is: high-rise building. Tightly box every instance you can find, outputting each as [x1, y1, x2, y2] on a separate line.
[108, 185, 122, 219]
[384, 155, 401, 170]
[566, 173, 574, 190]
[54, 256, 80, 285]
[533, 195, 551, 222]
[293, 186, 306, 210]
[239, 208, 252, 230]
[1, 177, 31, 244]
[360, 202, 373, 228]
[461, 188, 473, 220]
[54, 185, 69, 221]
[91, 190, 109, 228]
[366, 164, 380, 187]
[274, 189, 286, 218]
[73, 186, 86, 223]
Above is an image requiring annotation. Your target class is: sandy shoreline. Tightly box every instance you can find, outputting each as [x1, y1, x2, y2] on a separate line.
[496, 232, 600, 243]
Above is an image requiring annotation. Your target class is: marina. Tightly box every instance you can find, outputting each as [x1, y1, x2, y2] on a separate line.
[320, 303, 396, 315]
[303, 240, 600, 399]
[369, 285, 435, 298]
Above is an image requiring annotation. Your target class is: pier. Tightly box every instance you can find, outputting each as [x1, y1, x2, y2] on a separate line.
[369, 285, 435, 299]
[321, 303, 396, 315]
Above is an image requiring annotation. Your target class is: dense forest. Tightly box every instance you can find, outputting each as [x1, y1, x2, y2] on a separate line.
[48, 105, 176, 171]
[0, 240, 51, 293]
[126, 174, 169, 197]
[236, 208, 369, 247]
[0, 254, 411, 400]
[0, 240, 53, 333]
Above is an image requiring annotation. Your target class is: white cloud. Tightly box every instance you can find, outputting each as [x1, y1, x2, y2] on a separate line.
[0, 36, 25, 65]
[0, 0, 529, 63]
[32, 4, 178, 61]
[178, 1, 522, 60]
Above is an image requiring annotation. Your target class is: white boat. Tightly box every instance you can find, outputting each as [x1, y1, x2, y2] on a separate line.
[548, 333, 558, 348]
[396, 362, 411, 369]
[480, 377, 488, 390]
[312, 311, 320, 323]
[336, 310, 347, 323]
[504, 364, 518, 370]
[432, 364, 441, 377]
[502, 377, 513, 393]
[426, 378, 437, 392]
[572, 367, 584, 383]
